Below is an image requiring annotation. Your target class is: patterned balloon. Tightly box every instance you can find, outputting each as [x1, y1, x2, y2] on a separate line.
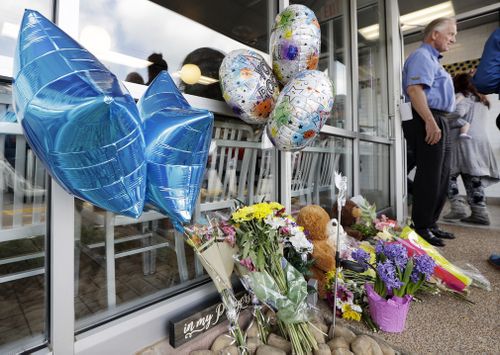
[138, 71, 213, 226]
[270, 4, 321, 85]
[266, 70, 334, 151]
[220, 49, 279, 124]
[12, 10, 146, 218]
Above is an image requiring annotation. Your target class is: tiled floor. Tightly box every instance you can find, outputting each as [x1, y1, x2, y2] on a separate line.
[0, 225, 199, 349]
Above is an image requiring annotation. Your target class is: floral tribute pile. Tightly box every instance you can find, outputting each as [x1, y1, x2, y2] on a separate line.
[182, 196, 489, 352]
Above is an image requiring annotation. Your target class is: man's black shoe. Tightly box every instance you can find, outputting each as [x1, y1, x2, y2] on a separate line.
[415, 228, 445, 247]
[431, 228, 455, 239]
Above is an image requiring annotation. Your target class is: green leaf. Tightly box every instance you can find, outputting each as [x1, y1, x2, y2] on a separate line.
[257, 248, 265, 271]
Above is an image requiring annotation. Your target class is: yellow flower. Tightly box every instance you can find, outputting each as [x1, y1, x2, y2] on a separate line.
[269, 202, 284, 210]
[325, 270, 336, 283]
[250, 203, 273, 220]
[341, 304, 362, 322]
[342, 309, 362, 322]
[232, 206, 254, 222]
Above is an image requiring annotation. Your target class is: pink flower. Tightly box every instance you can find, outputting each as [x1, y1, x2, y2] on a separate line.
[239, 258, 256, 272]
[225, 233, 236, 247]
[219, 221, 236, 237]
[374, 215, 398, 231]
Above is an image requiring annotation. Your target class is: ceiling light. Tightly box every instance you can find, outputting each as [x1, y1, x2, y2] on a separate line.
[358, 1, 455, 41]
[172, 64, 219, 85]
[180, 64, 201, 85]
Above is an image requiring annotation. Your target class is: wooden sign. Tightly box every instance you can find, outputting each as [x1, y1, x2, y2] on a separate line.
[169, 292, 252, 348]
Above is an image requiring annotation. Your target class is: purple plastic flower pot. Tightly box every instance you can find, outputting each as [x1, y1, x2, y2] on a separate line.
[365, 284, 412, 333]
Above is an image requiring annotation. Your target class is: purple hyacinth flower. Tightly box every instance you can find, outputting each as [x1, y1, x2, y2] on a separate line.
[411, 254, 436, 282]
[377, 260, 403, 291]
[351, 249, 370, 271]
[375, 241, 385, 255]
[384, 243, 409, 269]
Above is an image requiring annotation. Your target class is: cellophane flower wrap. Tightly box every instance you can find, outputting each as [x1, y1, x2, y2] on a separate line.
[230, 202, 318, 355]
[184, 221, 246, 353]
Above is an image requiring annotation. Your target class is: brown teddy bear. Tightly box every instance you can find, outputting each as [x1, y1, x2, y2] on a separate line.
[296, 205, 335, 299]
[332, 200, 364, 240]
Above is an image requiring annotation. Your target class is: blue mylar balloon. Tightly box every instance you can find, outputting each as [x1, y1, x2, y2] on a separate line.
[12, 10, 146, 218]
[138, 71, 213, 225]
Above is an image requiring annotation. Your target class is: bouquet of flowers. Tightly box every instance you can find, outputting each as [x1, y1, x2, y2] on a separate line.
[325, 270, 363, 322]
[184, 221, 246, 352]
[229, 202, 318, 355]
[351, 198, 378, 238]
[352, 241, 436, 298]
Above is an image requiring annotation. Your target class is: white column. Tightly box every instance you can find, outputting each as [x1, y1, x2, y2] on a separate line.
[51, 1, 79, 353]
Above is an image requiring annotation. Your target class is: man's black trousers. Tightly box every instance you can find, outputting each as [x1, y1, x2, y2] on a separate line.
[402, 110, 451, 230]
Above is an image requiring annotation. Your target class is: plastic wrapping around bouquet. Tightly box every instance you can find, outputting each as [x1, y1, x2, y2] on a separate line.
[198, 240, 238, 293]
[399, 226, 472, 291]
[365, 284, 412, 333]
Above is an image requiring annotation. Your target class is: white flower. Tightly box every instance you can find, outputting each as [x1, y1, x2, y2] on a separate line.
[289, 234, 313, 253]
[351, 304, 363, 313]
[290, 225, 305, 236]
[265, 215, 286, 229]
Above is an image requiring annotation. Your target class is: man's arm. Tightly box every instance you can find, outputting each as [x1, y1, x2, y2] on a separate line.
[473, 29, 500, 95]
[407, 84, 441, 145]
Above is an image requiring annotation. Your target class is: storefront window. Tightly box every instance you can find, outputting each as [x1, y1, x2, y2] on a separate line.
[357, 0, 389, 136]
[359, 141, 390, 209]
[290, 134, 352, 215]
[78, 0, 273, 100]
[1, 3, 51, 351]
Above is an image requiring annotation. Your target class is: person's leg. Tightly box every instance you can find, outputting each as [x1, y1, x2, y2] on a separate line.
[459, 122, 472, 139]
[403, 112, 446, 246]
[461, 174, 490, 225]
[429, 115, 455, 240]
[443, 173, 468, 220]
[431, 114, 451, 224]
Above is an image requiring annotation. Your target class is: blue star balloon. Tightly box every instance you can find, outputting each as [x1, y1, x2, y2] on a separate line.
[138, 71, 213, 226]
[12, 10, 146, 218]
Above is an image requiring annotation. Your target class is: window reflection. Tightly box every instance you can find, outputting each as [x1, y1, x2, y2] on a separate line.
[0, 1, 53, 77]
[290, 134, 352, 215]
[359, 141, 390, 209]
[357, 1, 388, 136]
[74, 114, 277, 327]
[0, 85, 48, 351]
[79, 0, 271, 101]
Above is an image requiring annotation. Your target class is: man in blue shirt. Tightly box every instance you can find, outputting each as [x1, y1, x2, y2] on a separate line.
[473, 28, 500, 96]
[473, 28, 500, 269]
[402, 18, 457, 247]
